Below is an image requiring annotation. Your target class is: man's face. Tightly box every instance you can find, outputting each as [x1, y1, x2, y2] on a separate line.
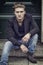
[14, 7, 26, 21]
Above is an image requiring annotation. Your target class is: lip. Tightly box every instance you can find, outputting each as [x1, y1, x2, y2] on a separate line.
[16, 16, 22, 19]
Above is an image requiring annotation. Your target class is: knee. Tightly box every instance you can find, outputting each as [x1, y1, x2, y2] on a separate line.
[5, 41, 12, 45]
[34, 34, 38, 37]
[4, 41, 12, 48]
[3, 41, 12, 53]
[33, 34, 38, 39]
[32, 34, 38, 41]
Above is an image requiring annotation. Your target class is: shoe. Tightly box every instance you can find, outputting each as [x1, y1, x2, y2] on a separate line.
[27, 53, 37, 63]
[28, 55, 37, 63]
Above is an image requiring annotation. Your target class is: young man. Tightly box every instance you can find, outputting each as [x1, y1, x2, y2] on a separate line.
[0, 3, 39, 65]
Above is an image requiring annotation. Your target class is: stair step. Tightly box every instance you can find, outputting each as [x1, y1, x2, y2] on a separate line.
[0, 15, 41, 19]
[0, 57, 43, 65]
[8, 60, 43, 65]
[8, 58, 28, 65]
[5, 2, 33, 5]
[7, 57, 43, 65]
[29, 61, 43, 65]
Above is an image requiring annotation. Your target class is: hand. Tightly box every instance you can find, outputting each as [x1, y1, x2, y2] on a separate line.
[20, 44, 28, 53]
[22, 33, 31, 43]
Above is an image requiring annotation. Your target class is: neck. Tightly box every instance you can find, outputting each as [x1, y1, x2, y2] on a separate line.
[18, 23, 23, 26]
[17, 18, 24, 26]
[17, 18, 24, 23]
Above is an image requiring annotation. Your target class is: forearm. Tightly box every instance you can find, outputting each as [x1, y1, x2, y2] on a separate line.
[29, 28, 39, 37]
[7, 37, 22, 46]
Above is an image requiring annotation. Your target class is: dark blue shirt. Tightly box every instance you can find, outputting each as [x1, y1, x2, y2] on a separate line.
[18, 22, 25, 39]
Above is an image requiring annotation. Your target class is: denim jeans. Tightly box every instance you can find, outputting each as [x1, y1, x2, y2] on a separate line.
[0, 34, 38, 65]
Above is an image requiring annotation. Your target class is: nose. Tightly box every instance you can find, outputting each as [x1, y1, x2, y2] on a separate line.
[18, 12, 21, 15]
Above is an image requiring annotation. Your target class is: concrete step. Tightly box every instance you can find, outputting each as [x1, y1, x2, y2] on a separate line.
[8, 58, 29, 65]
[29, 60, 43, 65]
[8, 57, 43, 65]
[5, 2, 33, 5]
[1, 54, 42, 65]
[8, 60, 43, 65]
[0, 15, 41, 19]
